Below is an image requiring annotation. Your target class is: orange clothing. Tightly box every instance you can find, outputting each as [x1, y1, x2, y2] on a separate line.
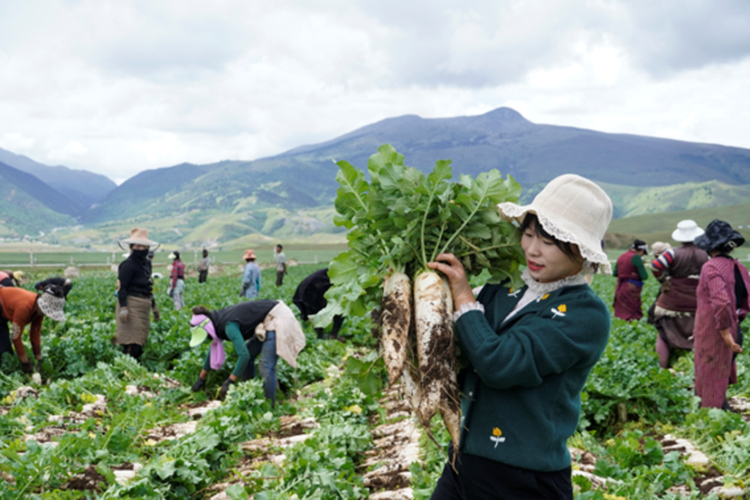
[0, 287, 44, 360]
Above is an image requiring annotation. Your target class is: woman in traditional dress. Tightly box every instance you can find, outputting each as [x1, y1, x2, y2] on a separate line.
[613, 239, 649, 320]
[693, 219, 750, 410]
[649, 220, 709, 368]
[428, 174, 612, 500]
[115, 228, 160, 361]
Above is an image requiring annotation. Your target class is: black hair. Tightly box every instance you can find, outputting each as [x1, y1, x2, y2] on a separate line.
[192, 305, 212, 318]
[276, 244, 283, 250]
[520, 213, 583, 262]
[173, 251, 181, 260]
[202, 249, 208, 256]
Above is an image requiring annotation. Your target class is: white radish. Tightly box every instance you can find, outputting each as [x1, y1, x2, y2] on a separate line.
[381, 272, 412, 385]
[414, 270, 454, 427]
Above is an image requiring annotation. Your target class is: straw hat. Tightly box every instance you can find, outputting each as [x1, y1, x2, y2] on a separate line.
[37, 286, 65, 322]
[119, 228, 159, 250]
[671, 219, 704, 243]
[243, 249, 256, 261]
[497, 174, 613, 274]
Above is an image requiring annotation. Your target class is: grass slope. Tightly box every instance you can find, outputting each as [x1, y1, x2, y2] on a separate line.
[607, 200, 750, 246]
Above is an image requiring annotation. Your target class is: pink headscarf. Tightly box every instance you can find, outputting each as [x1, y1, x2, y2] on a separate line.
[190, 314, 226, 370]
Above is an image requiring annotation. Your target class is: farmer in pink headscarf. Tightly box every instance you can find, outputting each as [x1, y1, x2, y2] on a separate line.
[188, 300, 305, 404]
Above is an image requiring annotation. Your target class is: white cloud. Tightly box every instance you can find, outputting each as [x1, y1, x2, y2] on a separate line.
[0, 0, 749, 182]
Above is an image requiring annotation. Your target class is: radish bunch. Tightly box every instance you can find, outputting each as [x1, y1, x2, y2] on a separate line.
[314, 144, 525, 447]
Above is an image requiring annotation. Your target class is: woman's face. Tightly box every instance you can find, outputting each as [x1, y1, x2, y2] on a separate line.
[521, 220, 584, 283]
[131, 244, 149, 251]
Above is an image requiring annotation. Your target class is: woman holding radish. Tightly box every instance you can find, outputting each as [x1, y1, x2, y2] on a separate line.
[428, 174, 613, 500]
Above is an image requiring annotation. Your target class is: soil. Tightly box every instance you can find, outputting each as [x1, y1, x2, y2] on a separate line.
[61, 465, 107, 492]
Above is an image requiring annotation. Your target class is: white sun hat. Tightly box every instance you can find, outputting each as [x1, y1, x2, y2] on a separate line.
[671, 219, 704, 243]
[497, 173, 614, 274]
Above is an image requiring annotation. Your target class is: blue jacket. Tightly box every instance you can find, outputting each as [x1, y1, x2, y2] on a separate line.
[241, 262, 261, 299]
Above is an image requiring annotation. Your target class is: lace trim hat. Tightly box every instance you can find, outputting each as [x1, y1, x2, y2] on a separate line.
[37, 285, 65, 322]
[119, 228, 160, 251]
[672, 219, 704, 243]
[694, 219, 745, 253]
[497, 173, 613, 274]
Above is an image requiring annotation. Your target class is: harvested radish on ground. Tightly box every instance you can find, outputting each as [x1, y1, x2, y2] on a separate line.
[381, 272, 412, 384]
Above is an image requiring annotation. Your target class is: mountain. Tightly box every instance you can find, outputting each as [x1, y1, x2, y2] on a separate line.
[0, 147, 117, 209]
[9, 107, 750, 247]
[275, 107, 750, 187]
[0, 161, 77, 237]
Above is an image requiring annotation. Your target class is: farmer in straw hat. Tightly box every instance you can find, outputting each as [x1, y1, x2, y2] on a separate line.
[428, 174, 612, 499]
[649, 220, 709, 368]
[0, 284, 65, 378]
[115, 228, 161, 361]
[693, 220, 750, 410]
[240, 249, 261, 299]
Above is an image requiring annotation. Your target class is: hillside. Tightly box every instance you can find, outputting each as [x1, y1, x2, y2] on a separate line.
[597, 180, 750, 219]
[606, 201, 750, 247]
[6, 107, 750, 246]
[0, 147, 116, 209]
[0, 162, 77, 237]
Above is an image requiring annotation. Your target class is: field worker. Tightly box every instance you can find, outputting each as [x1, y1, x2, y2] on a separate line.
[0, 285, 65, 376]
[188, 300, 306, 404]
[115, 228, 161, 361]
[649, 221, 709, 368]
[168, 251, 186, 310]
[427, 174, 612, 500]
[613, 239, 649, 321]
[292, 267, 344, 340]
[693, 220, 750, 410]
[274, 244, 287, 286]
[34, 277, 74, 298]
[197, 248, 210, 283]
[0, 270, 23, 288]
[241, 249, 261, 299]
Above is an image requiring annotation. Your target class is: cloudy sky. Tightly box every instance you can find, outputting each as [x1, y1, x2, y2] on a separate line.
[1, 0, 749, 184]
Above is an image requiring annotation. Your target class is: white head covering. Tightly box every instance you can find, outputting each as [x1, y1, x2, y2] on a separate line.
[672, 219, 704, 243]
[497, 174, 614, 274]
[37, 287, 65, 322]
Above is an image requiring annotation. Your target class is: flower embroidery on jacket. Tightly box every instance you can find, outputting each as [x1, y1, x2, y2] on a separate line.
[490, 427, 506, 448]
[536, 293, 550, 303]
[551, 304, 567, 319]
[507, 287, 521, 298]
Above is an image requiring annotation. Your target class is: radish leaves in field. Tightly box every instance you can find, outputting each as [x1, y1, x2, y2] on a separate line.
[313, 144, 525, 327]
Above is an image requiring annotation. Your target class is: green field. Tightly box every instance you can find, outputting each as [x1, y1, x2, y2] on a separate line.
[0, 244, 348, 269]
[1, 266, 750, 498]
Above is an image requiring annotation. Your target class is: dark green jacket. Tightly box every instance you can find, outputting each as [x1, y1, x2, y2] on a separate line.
[455, 282, 610, 471]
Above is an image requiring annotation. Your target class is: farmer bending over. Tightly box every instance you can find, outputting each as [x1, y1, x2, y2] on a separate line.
[189, 300, 305, 404]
